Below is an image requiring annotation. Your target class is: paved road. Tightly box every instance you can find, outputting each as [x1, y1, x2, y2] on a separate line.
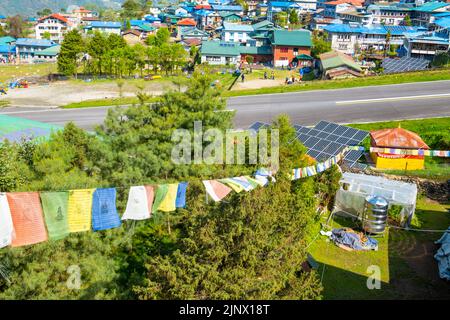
[1, 80, 450, 130]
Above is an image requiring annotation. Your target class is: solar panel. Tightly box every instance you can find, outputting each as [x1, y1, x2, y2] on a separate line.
[249, 121, 269, 131]
[382, 57, 429, 74]
[249, 120, 369, 169]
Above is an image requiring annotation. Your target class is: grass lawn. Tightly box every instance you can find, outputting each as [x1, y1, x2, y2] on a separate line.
[309, 196, 450, 299]
[61, 96, 158, 109]
[0, 63, 57, 83]
[349, 117, 450, 181]
[224, 68, 450, 97]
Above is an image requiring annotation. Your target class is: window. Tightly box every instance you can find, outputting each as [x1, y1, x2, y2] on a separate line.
[280, 47, 288, 53]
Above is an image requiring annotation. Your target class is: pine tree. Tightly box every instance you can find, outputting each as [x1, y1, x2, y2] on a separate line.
[57, 30, 83, 78]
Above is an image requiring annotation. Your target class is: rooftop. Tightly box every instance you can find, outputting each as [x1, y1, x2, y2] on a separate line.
[271, 29, 312, 47]
[370, 127, 429, 149]
[16, 38, 56, 47]
[223, 22, 253, 32]
[413, 1, 449, 13]
[89, 21, 122, 28]
[38, 13, 69, 24]
[320, 51, 362, 72]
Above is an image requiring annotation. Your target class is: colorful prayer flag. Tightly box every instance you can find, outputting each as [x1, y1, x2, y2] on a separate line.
[144, 185, 155, 213]
[0, 193, 14, 248]
[203, 180, 232, 202]
[40, 191, 70, 240]
[158, 183, 178, 212]
[175, 182, 188, 209]
[67, 189, 95, 233]
[122, 186, 151, 221]
[7, 192, 48, 247]
[152, 184, 169, 213]
[92, 188, 121, 231]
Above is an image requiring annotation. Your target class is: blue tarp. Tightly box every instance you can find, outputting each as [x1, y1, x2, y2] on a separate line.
[331, 228, 378, 251]
[435, 227, 450, 280]
[91, 188, 121, 231]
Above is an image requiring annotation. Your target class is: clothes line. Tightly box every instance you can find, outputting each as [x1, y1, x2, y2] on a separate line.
[0, 148, 351, 250]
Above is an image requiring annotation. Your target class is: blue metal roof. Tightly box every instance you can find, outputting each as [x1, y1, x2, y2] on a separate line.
[324, 24, 425, 36]
[413, 1, 449, 12]
[90, 21, 122, 28]
[269, 2, 301, 8]
[0, 15, 6, 19]
[435, 17, 450, 29]
[194, 9, 214, 16]
[15, 38, 56, 47]
[211, 5, 243, 11]
[223, 22, 254, 32]
[0, 45, 15, 54]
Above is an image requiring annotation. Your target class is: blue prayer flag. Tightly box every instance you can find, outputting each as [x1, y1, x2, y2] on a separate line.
[175, 182, 188, 208]
[92, 188, 121, 231]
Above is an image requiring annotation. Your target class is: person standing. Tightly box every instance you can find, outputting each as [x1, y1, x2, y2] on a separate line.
[241, 73, 245, 82]
[271, 71, 274, 80]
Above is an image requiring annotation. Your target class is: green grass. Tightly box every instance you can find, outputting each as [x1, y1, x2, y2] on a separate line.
[61, 96, 157, 109]
[349, 117, 450, 134]
[309, 197, 450, 299]
[0, 63, 57, 83]
[223, 68, 450, 97]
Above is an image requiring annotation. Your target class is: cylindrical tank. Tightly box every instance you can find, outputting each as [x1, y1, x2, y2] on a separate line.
[362, 195, 389, 234]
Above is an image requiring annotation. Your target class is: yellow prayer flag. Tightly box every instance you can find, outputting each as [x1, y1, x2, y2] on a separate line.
[157, 183, 178, 212]
[67, 189, 95, 233]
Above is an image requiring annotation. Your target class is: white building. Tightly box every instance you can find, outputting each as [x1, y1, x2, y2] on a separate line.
[35, 14, 73, 44]
[222, 22, 254, 44]
[324, 23, 426, 55]
[366, 4, 411, 26]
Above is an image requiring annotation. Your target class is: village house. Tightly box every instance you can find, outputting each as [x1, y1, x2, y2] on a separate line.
[35, 13, 73, 43]
[15, 38, 58, 63]
[324, 23, 425, 55]
[222, 22, 254, 43]
[84, 21, 122, 35]
[402, 17, 450, 60]
[122, 30, 143, 45]
[267, 2, 302, 22]
[411, 1, 450, 27]
[366, 4, 412, 26]
[72, 6, 95, 20]
[319, 50, 363, 79]
[271, 29, 313, 67]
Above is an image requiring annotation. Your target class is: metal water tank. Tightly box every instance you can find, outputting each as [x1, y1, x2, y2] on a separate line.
[362, 195, 389, 234]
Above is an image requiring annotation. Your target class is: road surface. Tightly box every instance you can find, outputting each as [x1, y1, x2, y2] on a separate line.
[1, 80, 450, 130]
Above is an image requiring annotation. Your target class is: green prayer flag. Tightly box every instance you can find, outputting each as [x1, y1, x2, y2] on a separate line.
[152, 184, 169, 214]
[40, 191, 70, 240]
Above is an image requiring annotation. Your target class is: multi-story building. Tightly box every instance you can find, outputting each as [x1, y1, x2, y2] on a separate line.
[324, 23, 425, 55]
[411, 1, 450, 27]
[271, 29, 312, 66]
[339, 9, 374, 25]
[222, 22, 254, 43]
[366, 4, 412, 26]
[402, 17, 450, 60]
[35, 14, 72, 43]
[15, 38, 58, 62]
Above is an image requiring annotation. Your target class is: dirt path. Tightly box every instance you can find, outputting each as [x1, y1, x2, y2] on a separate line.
[0, 80, 169, 108]
[233, 79, 284, 90]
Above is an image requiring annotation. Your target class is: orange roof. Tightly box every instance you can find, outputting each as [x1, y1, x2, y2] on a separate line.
[38, 13, 69, 24]
[74, 7, 92, 13]
[177, 18, 197, 26]
[195, 4, 212, 9]
[325, 0, 363, 6]
[370, 128, 429, 149]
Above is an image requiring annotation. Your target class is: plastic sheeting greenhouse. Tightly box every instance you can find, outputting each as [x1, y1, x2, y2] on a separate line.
[333, 172, 418, 227]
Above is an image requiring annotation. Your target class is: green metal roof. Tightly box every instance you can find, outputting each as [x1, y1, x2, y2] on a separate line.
[320, 51, 362, 72]
[296, 53, 313, 60]
[240, 45, 272, 55]
[201, 41, 240, 56]
[35, 45, 61, 56]
[252, 20, 274, 31]
[271, 29, 312, 47]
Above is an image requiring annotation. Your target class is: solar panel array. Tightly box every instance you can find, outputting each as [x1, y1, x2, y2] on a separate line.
[382, 57, 429, 74]
[248, 120, 369, 169]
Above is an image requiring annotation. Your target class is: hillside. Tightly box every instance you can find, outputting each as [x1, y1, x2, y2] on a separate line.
[0, 0, 123, 17]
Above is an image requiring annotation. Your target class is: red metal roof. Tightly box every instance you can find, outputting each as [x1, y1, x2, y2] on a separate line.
[38, 13, 69, 24]
[177, 18, 197, 26]
[195, 4, 212, 9]
[370, 128, 429, 149]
